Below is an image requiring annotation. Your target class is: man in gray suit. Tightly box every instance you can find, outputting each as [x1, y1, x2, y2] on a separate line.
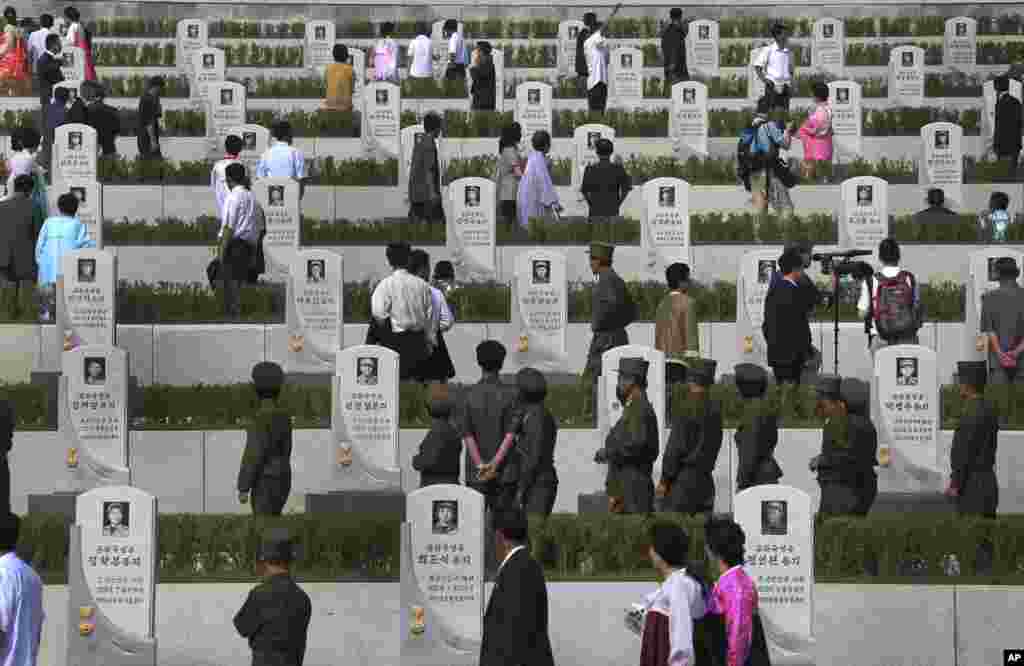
[980, 256, 1024, 384]
[0, 175, 39, 292]
[408, 111, 445, 225]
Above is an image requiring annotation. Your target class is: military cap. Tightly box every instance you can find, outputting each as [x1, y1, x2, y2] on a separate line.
[687, 359, 717, 386]
[839, 378, 870, 415]
[618, 357, 649, 383]
[588, 242, 615, 262]
[957, 361, 988, 388]
[257, 528, 296, 562]
[816, 374, 842, 399]
[251, 361, 285, 392]
[516, 367, 547, 400]
[994, 256, 1020, 279]
[734, 363, 768, 397]
[476, 340, 507, 366]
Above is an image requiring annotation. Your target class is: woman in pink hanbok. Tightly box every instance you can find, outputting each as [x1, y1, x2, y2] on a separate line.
[63, 7, 97, 81]
[516, 130, 562, 229]
[0, 7, 29, 92]
[797, 82, 833, 182]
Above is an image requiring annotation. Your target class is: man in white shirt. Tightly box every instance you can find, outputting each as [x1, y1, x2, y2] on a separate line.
[857, 238, 921, 354]
[218, 163, 261, 317]
[443, 19, 466, 81]
[211, 134, 243, 220]
[27, 14, 55, 70]
[408, 23, 433, 79]
[754, 23, 793, 110]
[0, 513, 44, 666]
[255, 121, 306, 199]
[409, 249, 456, 382]
[370, 242, 434, 380]
[584, 17, 608, 113]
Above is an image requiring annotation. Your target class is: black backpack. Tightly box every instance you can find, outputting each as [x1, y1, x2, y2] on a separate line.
[575, 28, 591, 77]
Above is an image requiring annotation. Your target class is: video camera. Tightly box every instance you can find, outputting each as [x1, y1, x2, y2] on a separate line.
[811, 249, 873, 277]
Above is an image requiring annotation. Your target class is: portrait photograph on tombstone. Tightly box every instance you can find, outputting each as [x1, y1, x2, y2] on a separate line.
[857, 185, 872, 205]
[431, 499, 459, 534]
[761, 499, 788, 535]
[84, 356, 106, 384]
[307, 259, 325, 283]
[837, 87, 849, 104]
[71, 186, 86, 204]
[357, 356, 379, 385]
[532, 259, 551, 284]
[658, 186, 675, 207]
[101, 500, 130, 536]
[902, 51, 914, 67]
[465, 185, 480, 208]
[269, 185, 285, 207]
[69, 131, 83, 151]
[758, 260, 776, 283]
[203, 53, 215, 68]
[244, 132, 256, 150]
[187, 23, 199, 39]
[897, 357, 919, 385]
[377, 89, 388, 105]
[78, 257, 96, 282]
[528, 89, 540, 105]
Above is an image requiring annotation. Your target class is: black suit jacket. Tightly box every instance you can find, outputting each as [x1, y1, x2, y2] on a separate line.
[480, 548, 554, 666]
[0, 196, 38, 281]
[762, 278, 812, 365]
[36, 52, 64, 107]
[994, 92, 1023, 156]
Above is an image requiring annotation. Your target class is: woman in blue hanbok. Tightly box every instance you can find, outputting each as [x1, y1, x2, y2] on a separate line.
[35, 193, 95, 321]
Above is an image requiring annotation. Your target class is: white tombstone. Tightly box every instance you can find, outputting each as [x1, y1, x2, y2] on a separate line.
[254, 177, 301, 276]
[839, 176, 888, 253]
[686, 20, 720, 78]
[205, 81, 246, 152]
[748, 46, 768, 103]
[966, 249, 1024, 361]
[351, 48, 366, 106]
[60, 45, 86, 82]
[873, 345, 941, 476]
[610, 46, 643, 107]
[671, 81, 708, 157]
[642, 178, 691, 276]
[944, 17, 977, 73]
[306, 20, 337, 71]
[191, 47, 225, 104]
[176, 19, 209, 73]
[66, 487, 156, 665]
[599, 345, 666, 450]
[558, 20, 587, 76]
[983, 78, 1023, 153]
[54, 123, 97, 182]
[812, 18, 845, 77]
[53, 80, 83, 104]
[401, 484, 485, 656]
[58, 250, 115, 355]
[333, 346, 402, 489]
[888, 46, 925, 107]
[572, 123, 616, 191]
[828, 80, 862, 162]
[513, 250, 568, 373]
[737, 249, 781, 364]
[491, 48, 505, 114]
[227, 123, 270, 173]
[286, 251, 344, 373]
[60, 345, 130, 487]
[432, 21, 464, 79]
[363, 82, 401, 158]
[400, 125, 449, 199]
[50, 180, 103, 249]
[734, 485, 815, 664]
[447, 178, 497, 280]
[514, 82, 553, 144]
[920, 122, 964, 210]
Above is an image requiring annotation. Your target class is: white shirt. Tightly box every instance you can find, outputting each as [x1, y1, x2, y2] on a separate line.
[640, 569, 705, 666]
[497, 545, 526, 576]
[0, 552, 45, 666]
[448, 32, 465, 65]
[219, 185, 259, 243]
[585, 31, 608, 89]
[6, 152, 38, 194]
[755, 42, 792, 85]
[27, 28, 52, 66]
[857, 265, 919, 335]
[408, 35, 433, 78]
[210, 157, 240, 219]
[373, 37, 398, 80]
[371, 268, 433, 335]
[429, 285, 454, 336]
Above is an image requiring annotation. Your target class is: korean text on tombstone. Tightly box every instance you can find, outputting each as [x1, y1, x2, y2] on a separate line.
[515, 83, 553, 143]
[828, 80, 862, 161]
[920, 122, 964, 208]
[686, 20, 719, 78]
[363, 82, 400, 157]
[177, 19, 208, 72]
[61, 345, 130, 483]
[514, 250, 568, 372]
[812, 18, 845, 76]
[334, 346, 401, 481]
[737, 249, 781, 361]
[59, 250, 116, 351]
[944, 17, 977, 72]
[889, 46, 924, 107]
[287, 251, 344, 372]
[54, 124, 97, 182]
[671, 82, 708, 156]
[52, 180, 103, 249]
[874, 345, 940, 472]
[447, 178, 497, 279]
[642, 178, 690, 272]
[839, 176, 888, 252]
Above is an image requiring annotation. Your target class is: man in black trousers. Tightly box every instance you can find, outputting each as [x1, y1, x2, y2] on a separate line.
[992, 75, 1022, 182]
[480, 507, 555, 666]
[0, 399, 12, 516]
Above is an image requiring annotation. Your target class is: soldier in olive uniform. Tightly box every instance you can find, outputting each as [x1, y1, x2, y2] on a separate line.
[585, 242, 637, 408]
[594, 358, 660, 514]
[657, 359, 723, 514]
[810, 375, 861, 516]
[510, 368, 559, 516]
[238, 362, 294, 516]
[842, 378, 878, 515]
[411, 384, 462, 488]
[733, 363, 782, 492]
[234, 529, 312, 666]
[946, 361, 1000, 517]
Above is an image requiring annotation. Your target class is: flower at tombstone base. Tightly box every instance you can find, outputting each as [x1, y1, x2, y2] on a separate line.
[976, 335, 987, 352]
[743, 336, 754, 354]
[288, 334, 305, 352]
[337, 444, 353, 467]
[878, 446, 891, 467]
[410, 606, 425, 635]
[63, 333, 77, 351]
[66, 447, 78, 468]
[518, 335, 529, 353]
[78, 622, 94, 636]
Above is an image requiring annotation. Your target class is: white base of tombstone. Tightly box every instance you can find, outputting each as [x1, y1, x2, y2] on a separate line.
[330, 442, 402, 492]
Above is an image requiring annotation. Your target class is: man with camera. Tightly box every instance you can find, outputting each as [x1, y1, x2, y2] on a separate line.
[856, 238, 922, 353]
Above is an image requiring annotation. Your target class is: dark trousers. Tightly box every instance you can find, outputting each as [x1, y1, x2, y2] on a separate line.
[771, 357, 805, 385]
[409, 200, 445, 224]
[576, 75, 589, 97]
[251, 477, 290, 516]
[762, 84, 791, 110]
[524, 482, 557, 517]
[445, 63, 466, 81]
[137, 131, 161, 160]
[0, 454, 9, 517]
[221, 238, 253, 318]
[500, 200, 516, 227]
[996, 153, 1019, 181]
[665, 362, 687, 420]
[588, 82, 607, 112]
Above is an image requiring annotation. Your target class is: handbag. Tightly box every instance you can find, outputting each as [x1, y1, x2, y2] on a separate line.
[765, 124, 799, 189]
[206, 257, 221, 288]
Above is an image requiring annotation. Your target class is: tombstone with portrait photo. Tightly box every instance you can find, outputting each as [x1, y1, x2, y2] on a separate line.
[827, 80, 862, 162]
[253, 178, 301, 277]
[888, 46, 925, 107]
[227, 123, 270, 173]
[685, 20, 719, 78]
[191, 46, 225, 104]
[966, 249, 1024, 362]
[66, 486, 157, 666]
[944, 17, 977, 73]
[920, 122, 964, 210]
[812, 18, 845, 77]
[737, 249, 783, 364]
[610, 46, 643, 107]
[873, 345, 942, 481]
[286, 250, 344, 374]
[642, 178, 691, 277]
[558, 20, 587, 76]
[60, 45, 86, 82]
[53, 123, 97, 182]
[572, 123, 616, 192]
[60, 345, 130, 490]
[733, 484, 815, 664]
[57, 250, 116, 359]
[839, 176, 888, 254]
[446, 178, 496, 280]
[514, 250, 568, 373]
[327, 345, 403, 493]
[515, 81, 553, 145]
[401, 483, 484, 663]
[305, 20, 337, 71]
[362, 81, 401, 158]
[205, 81, 246, 153]
[176, 19, 209, 73]
[671, 81, 708, 157]
[50, 179, 104, 249]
